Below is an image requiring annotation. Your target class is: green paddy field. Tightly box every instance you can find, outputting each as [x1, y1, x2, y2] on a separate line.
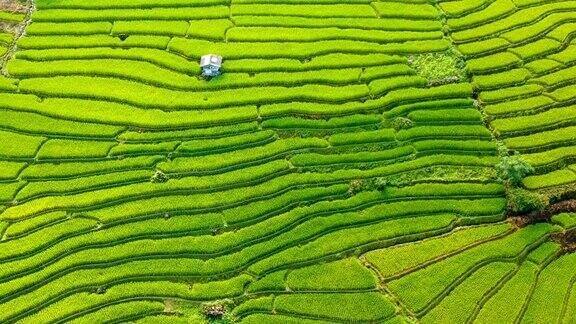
[0, 0, 575, 322]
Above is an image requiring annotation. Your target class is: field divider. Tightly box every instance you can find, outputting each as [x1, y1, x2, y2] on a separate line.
[0, 199, 501, 301]
[360, 254, 418, 321]
[11, 175, 151, 215]
[467, 264, 521, 323]
[440, 0, 496, 20]
[451, 6, 576, 45]
[257, 308, 395, 324]
[513, 250, 562, 323]
[0, 0, 34, 74]
[0, 194, 495, 282]
[86, 310, 165, 324]
[10, 61, 380, 92]
[414, 233, 552, 318]
[0, 184, 345, 265]
[162, 149, 317, 177]
[252, 219, 461, 277]
[495, 119, 576, 139]
[15, 83, 373, 113]
[0, 124, 121, 141]
[506, 139, 576, 154]
[1, 225, 453, 321]
[559, 272, 576, 323]
[3, 165, 296, 231]
[4, 280, 249, 324]
[171, 136, 276, 158]
[0, 214, 465, 315]
[445, 1, 518, 33]
[20, 159, 162, 182]
[462, 19, 576, 60]
[381, 225, 515, 282]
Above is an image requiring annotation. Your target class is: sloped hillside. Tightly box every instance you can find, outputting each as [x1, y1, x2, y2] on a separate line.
[0, 0, 574, 323]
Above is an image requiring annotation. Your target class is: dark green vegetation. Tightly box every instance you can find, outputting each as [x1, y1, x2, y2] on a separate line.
[0, 0, 574, 323]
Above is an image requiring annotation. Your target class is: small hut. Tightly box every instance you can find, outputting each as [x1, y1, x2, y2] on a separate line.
[200, 54, 223, 78]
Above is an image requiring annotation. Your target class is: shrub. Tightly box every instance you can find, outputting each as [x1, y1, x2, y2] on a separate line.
[506, 188, 549, 215]
[150, 170, 168, 183]
[390, 117, 413, 131]
[407, 50, 467, 84]
[202, 303, 226, 319]
[348, 178, 386, 195]
[496, 155, 534, 186]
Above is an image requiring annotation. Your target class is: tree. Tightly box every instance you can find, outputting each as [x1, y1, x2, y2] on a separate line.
[496, 155, 534, 186]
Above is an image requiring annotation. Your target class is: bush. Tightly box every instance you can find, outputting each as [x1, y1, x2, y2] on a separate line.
[347, 178, 390, 195]
[390, 116, 413, 131]
[407, 50, 467, 85]
[150, 170, 168, 183]
[496, 155, 534, 186]
[202, 303, 226, 319]
[507, 188, 549, 215]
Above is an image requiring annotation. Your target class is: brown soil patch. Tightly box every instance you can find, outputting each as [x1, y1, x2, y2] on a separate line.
[551, 230, 576, 253]
[511, 199, 576, 228]
[0, 0, 27, 13]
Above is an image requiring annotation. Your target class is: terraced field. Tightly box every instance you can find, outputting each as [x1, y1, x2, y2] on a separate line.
[0, 0, 575, 323]
[448, 0, 576, 195]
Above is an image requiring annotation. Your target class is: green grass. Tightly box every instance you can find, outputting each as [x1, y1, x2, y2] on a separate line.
[473, 262, 539, 324]
[522, 253, 576, 323]
[408, 50, 467, 84]
[421, 262, 516, 323]
[365, 223, 512, 278]
[0, 10, 25, 22]
[273, 292, 396, 321]
[36, 139, 115, 160]
[0, 130, 45, 159]
[0, 0, 572, 322]
[388, 224, 557, 313]
[285, 258, 378, 290]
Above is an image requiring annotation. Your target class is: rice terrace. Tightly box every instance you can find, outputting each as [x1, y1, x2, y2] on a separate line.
[1, 0, 576, 322]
